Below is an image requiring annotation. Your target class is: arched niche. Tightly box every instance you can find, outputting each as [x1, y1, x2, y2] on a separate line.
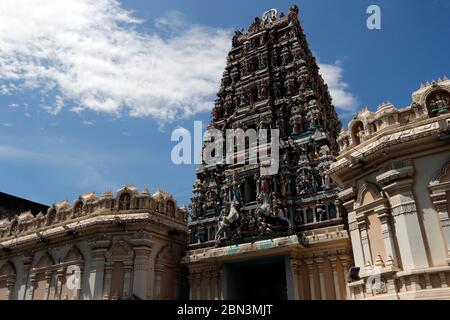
[59, 247, 84, 300]
[166, 200, 176, 218]
[104, 240, 134, 300]
[356, 182, 382, 207]
[154, 245, 178, 300]
[425, 89, 450, 117]
[117, 193, 131, 211]
[73, 200, 84, 216]
[31, 253, 55, 300]
[350, 120, 365, 146]
[355, 182, 393, 266]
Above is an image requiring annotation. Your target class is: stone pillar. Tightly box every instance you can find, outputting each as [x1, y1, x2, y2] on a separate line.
[102, 262, 113, 300]
[348, 218, 365, 269]
[289, 256, 301, 300]
[218, 268, 224, 300]
[385, 179, 428, 270]
[173, 269, 180, 300]
[130, 237, 153, 300]
[195, 271, 202, 299]
[329, 254, 341, 300]
[74, 265, 83, 300]
[22, 254, 33, 300]
[188, 274, 194, 300]
[43, 271, 53, 300]
[305, 259, 316, 300]
[302, 209, 307, 225]
[55, 268, 65, 300]
[88, 239, 110, 300]
[25, 274, 36, 300]
[358, 217, 373, 266]
[340, 254, 351, 300]
[123, 261, 133, 298]
[430, 189, 450, 260]
[154, 262, 163, 299]
[211, 269, 220, 300]
[424, 273, 432, 290]
[6, 278, 15, 300]
[315, 256, 326, 300]
[377, 206, 399, 266]
[206, 270, 212, 300]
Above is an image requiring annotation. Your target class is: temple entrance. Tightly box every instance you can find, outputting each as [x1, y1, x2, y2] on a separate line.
[223, 256, 288, 300]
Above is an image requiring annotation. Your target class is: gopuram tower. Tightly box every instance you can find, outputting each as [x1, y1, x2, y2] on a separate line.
[183, 6, 353, 300]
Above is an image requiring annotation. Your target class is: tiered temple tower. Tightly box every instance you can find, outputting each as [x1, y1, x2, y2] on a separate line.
[189, 5, 343, 248]
[184, 6, 352, 300]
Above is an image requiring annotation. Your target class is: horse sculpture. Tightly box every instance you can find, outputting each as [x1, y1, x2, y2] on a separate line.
[255, 193, 292, 232]
[215, 202, 241, 245]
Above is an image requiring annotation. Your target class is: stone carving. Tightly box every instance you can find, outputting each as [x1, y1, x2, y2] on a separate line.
[232, 29, 246, 47]
[427, 90, 450, 116]
[0, 185, 184, 241]
[189, 6, 342, 247]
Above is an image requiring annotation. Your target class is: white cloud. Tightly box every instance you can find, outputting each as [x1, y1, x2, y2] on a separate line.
[82, 120, 95, 126]
[319, 62, 358, 113]
[0, 1, 357, 121]
[0, 0, 231, 121]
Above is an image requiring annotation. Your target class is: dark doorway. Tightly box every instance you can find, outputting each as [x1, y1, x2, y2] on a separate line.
[224, 256, 288, 300]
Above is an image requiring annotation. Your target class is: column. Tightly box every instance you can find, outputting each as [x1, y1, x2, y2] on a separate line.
[377, 207, 399, 266]
[329, 254, 341, 300]
[173, 269, 180, 300]
[102, 262, 113, 300]
[122, 261, 133, 298]
[195, 271, 202, 299]
[25, 274, 36, 300]
[22, 255, 33, 300]
[340, 254, 351, 300]
[218, 269, 224, 300]
[305, 259, 316, 300]
[88, 239, 110, 300]
[211, 269, 219, 300]
[154, 262, 163, 299]
[55, 268, 65, 300]
[315, 256, 326, 300]
[289, 256, 301, 300]
[206, 270, 212, 300]
[43, 271, 53, 300]
[74, 266, 83, 300]
[424, 273, 432, 290]
[383, 179, 428, 270]
[430, 190, 450, 259]
[345, 200, 366, 269]
[358, 218, 373, 266]
[131, 245, 152, 300]
[188, 273, 194, 300]
[6, 278, 15, 300]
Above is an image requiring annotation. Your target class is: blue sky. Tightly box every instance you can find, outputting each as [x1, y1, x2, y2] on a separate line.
[0, 0, 449, 208]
